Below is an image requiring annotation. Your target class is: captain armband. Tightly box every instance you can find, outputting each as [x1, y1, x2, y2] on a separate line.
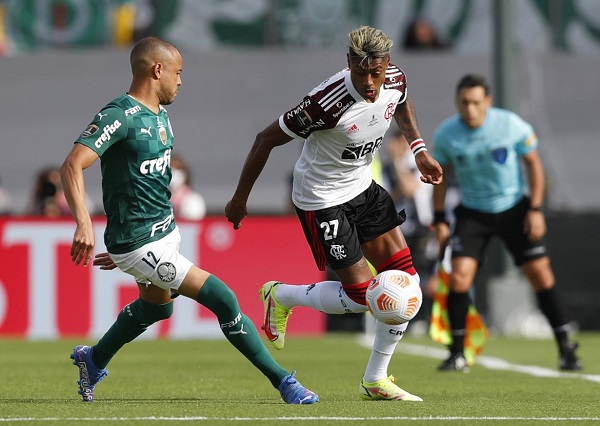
[409, 138, 427, 156]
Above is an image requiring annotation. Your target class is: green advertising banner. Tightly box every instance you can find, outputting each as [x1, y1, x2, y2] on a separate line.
[3, 0, 135, 53]
[2, 0, 599, 55]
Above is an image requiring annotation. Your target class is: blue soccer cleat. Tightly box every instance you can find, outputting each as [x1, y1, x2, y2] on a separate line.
[277, 371, 319, 404]
[70, 345, 108, 402]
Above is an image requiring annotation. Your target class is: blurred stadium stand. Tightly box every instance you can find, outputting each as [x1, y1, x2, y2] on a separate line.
[3, 49, 599, 216]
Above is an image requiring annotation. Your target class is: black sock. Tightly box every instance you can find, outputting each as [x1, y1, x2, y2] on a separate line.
[536, 287, 570, 349]
[447, 290, 471, 354]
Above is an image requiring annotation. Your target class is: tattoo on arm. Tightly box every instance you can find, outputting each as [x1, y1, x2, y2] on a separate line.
[394, 97, 421, 142]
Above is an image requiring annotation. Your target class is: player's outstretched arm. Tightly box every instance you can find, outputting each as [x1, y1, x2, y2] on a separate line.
[225, 121, 293, 229]
[60, 143, 99, 266]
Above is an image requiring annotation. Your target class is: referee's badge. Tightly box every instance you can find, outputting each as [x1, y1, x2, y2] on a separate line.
[491, 147, 507, 164]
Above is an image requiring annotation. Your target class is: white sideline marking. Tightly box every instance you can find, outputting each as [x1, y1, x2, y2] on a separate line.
[359, 336, 600, 384]
[1, 416, 600, 422]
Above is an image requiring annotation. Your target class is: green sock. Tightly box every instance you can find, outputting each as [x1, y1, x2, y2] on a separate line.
[92, 298, 173, 369]
[197, 275, 288, 387]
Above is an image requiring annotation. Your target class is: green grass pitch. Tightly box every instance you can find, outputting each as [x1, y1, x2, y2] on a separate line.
[1, 332, 599, 425]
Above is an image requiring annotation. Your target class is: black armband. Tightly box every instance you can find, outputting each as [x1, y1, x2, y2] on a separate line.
[433, 210, 449, 225]
[529, 206, 543, 212]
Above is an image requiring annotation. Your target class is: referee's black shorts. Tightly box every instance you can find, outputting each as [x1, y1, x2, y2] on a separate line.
[451, 197, 548, 266]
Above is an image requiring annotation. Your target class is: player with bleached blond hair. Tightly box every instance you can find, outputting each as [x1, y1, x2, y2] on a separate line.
[226, 26, 442, 401]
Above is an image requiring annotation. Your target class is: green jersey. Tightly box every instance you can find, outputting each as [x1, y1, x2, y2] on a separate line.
[76, 94, 176, 253]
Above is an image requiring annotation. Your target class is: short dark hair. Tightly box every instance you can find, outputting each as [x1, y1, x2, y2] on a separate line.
[130, 36, 179, 74]
[456, 74, 490, 96]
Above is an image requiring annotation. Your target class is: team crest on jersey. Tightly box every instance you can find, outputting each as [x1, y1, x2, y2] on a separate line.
[159, 126, 168, 144]
[81, 124, 99, 137]
[384, 103, 396, 121]
[491, 147, 508, 164]
[157, 262, 176, 282]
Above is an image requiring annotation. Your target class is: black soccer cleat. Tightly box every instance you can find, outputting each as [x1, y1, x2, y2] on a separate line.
[438, 353, 470, 372]
[559, 342, 583, 371]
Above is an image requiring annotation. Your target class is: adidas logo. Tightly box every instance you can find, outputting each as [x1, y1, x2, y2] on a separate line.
[346, 124, 359, 134]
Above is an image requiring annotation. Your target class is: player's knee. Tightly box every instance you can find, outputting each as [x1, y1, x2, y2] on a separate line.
[528, 271, 555, 291]
[523, 257, 555, 290]
[212, 285, 239, 315]
[196, 276, 241, 320]
[449, 270, 473, 292]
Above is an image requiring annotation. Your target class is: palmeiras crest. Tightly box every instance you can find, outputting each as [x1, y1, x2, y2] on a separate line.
[157, 262, 176, 282]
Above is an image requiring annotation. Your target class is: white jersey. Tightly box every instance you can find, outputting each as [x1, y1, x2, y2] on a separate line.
[279, 64, 407, 210]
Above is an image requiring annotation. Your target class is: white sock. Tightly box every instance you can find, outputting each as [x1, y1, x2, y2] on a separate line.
[363, 320, 408, 383]
[275, 281, 368, 314]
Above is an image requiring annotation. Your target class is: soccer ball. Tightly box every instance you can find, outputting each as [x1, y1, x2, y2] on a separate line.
[365, 270, 422, 325]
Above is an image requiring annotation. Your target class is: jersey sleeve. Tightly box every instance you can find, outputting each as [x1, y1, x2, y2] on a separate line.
[279, 95, 327, 139]
[385, 64, 408, 104]
[511, 113, 538, 155]
[278, 72, 353, 139]
[75, 106, 128, 156]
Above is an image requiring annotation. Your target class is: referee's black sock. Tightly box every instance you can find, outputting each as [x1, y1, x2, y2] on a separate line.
[447, 290, 471, 355]
[536, 287, 570, 349]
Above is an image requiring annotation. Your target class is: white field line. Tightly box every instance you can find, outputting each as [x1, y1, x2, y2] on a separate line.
[1, 416, 600, 422]
[358, 336, 600, 384]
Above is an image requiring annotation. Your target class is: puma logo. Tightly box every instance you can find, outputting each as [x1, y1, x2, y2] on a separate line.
[228, 324, 248, 336]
